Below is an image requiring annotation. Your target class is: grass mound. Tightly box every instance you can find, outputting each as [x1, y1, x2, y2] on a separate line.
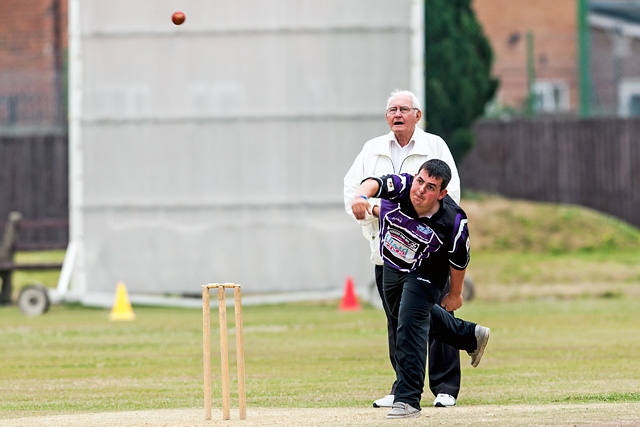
[461, 193, 640, 253]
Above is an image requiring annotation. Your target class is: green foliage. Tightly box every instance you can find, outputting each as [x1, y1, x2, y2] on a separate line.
[424, 0, 498, 161]
[449, 128, 474, 161]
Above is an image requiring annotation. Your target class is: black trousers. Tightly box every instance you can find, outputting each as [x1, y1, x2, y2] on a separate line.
[375, 265, 463, 401]
[380, 265, 477, 409]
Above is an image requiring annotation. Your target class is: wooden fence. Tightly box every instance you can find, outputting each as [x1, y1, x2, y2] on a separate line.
[1, 117, 639, 249]
[461, 116, 640, 229]
[0, 132, 68, 249]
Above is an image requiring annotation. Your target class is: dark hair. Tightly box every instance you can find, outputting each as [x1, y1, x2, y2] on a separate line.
[418, 159, 452, 191]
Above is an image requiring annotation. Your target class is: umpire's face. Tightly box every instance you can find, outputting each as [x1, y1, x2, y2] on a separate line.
[410, 169, 448, 215]
[385, 93, 421, 136]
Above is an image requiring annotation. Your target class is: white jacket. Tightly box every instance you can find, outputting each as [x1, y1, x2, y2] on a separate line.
[343, 127, 461, 265]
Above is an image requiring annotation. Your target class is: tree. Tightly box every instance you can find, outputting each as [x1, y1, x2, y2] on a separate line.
[424, 0, 498, 162]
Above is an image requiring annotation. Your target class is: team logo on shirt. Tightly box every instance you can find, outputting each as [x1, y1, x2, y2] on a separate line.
[382, 230, 418, 261]
[386, 177, 395, 192]
[416, 224, 434, 237]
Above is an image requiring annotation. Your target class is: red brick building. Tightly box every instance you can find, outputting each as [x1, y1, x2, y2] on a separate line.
[0, 0, 67, 129]
[589, 1, 640, 116]
[472, 0, 578, 114]
[2, 1, 638, 124]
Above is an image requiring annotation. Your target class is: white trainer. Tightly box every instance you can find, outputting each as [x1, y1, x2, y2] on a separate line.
[468, 325, 490, 367]
[372, 394, 394, 408]
[433, 393, 457, 407]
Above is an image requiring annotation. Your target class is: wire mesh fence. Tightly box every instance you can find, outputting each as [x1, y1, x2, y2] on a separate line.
[474, 0, 640, 118]
[0, 0, 67, 132]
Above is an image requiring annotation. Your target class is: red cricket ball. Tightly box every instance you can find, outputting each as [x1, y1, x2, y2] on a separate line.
[172, 11, 186, 26]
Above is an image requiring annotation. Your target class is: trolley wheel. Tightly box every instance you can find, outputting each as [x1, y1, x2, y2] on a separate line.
[17, 284, 50, 316]
[368, 280, 383, 309]
[463, 276, 476, 302]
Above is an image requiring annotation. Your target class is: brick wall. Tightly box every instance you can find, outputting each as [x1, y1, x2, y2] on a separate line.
[472, 0, 578, 110]
[0, 0, 67, 127]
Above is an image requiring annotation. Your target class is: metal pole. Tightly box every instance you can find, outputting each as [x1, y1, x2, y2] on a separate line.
[526, 31, 536, 116]
[577, 0, 592, 117]
[68, 0, 86, 295]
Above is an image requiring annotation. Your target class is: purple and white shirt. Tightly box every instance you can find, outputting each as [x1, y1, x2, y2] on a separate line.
[370, 173, 470, 290]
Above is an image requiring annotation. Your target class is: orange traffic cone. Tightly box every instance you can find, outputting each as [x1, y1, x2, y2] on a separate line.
[339, 276, 361, 311]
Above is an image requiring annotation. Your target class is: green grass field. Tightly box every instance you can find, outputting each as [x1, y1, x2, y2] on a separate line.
[2, 196, 640, 424]
[1, 296, 639, 418]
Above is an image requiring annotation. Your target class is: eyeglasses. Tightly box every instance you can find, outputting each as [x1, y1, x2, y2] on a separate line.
[386, 106, 418, 115]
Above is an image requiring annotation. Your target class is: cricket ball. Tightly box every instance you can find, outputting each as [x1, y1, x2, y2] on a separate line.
[172, 11, 186, 25]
